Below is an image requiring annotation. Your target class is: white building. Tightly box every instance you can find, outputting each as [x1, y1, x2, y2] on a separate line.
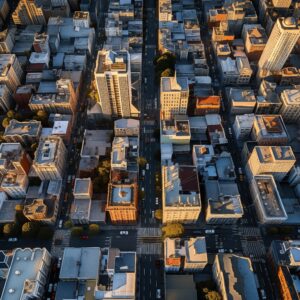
[250, 175, 288, 224]
[233, 114, 255, 140]
[192, 145, 215, 172]
[247, 145, 295, 181]
[1, 172, 28, 198]
[73, 178, 93, 200]
[94, 50, 134, 118]
[1, 248, 52, 300]
[160, 76, 189, 120]
[32, 136, 67, 180]
[258, 17, 300, 72]
[279, 89, 300, 123]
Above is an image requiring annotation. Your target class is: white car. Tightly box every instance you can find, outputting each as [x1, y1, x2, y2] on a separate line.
[156, 289, 161, 299]
[218, 249, 225, 253]
[120, 231, 128, 235]
[146, 163, 149, 170]
[57, 257, 62, 268]
[155, 197, 159, 205]
[8, 237, 18, 242]
[48, 283, 53, 293]
[238, 167, 243, 175]
[205, 229, 215, 234]
[58, 219, 63, 228]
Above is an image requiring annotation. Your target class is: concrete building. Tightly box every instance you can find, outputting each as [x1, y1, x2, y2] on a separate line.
[228, 88, 256, 114]
[1, 248, 52, 300]
[159, 0, 172, 23]
[247, 146, 295, 181]
[164, 237, 208, 272]
[212, 254, 259, 300]
[162, 164, 201, 224]
[12, 0, 46, 25]
[1, 172, 28, 198]
[233, 114, 255, 140]
[33, 32, 49, 53]
[73, 178, 93, 200]
[114, 119, 139, 137]
[0, 143, 31, 176]
[160, 76, 189, 120]
[250, 175, 288, 224]
[243, 24, 267, 61]
[0, 29, 14, 54]
[205, 180, 243, 224]
[279, 89, 300, 123]
[194, 96, 221, 116]
[258, 18, 300, 73]
[272, 0, 292, 8]
[32, 136, 67, 180]
[0, 84, 11, 112]
[94, 50, 134, 118]
[251, 115, 289, 145]
[73, 11, 90, 28]
[106, 183, 138, 224]
[23, 197, 58, 224]
[192, 145, 215, 172]
[4, 119, 42, 146]
[0, 54, 23, 93]
[255, 95, 282, 115]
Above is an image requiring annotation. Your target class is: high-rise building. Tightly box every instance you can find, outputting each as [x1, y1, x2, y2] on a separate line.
[33, 32, 50, 53]
[162, 164, 201, 224]
[12, 0, 46, 25]
[0, 29, 14, 54]
[279, 89, 300, 123]
[32, 136, 67, 180]
[94, 50, 133, 118]
[0, 54, 23, 93]
[160, 75, 189, 120]
[258, 18, 300, 72]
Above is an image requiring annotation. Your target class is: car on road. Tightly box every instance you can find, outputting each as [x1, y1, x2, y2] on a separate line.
[218, 249, 225, 253]
[58, 219, 63, 228]
[205, 229, 215, 234]
[228, 128, 232, 136]
[156, 289, 161, 299]
[120, 231, 128, 235]
[142, 170, 145, 176]
[53, 283, 58, 292]
[155, 197, 159, 205]
[146, 163, 149, 170]
[238, 167, 243, 175]
[48, 283, 53, 293]
[57, 257, 62, 268]
[8, 237, 18, 242]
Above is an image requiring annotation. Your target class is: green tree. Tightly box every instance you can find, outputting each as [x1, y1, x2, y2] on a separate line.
[162, 223, 184, 238]
[30, 143, 38, 152]
[161, 68, 174, 77]
[88, 224, 100, 235]
[22, 222, 40, 238]
[2, 117, 11, 128]
[6, 110, 15, 119]
[37, 227, 54, 240]
[137, 157, 147, 167]
[71, 226, 84, 237]
[205, 291, 222, 300]
[154, 209, 162, 220]
[15, 204, 24, 212]
[98, 159, 111, 176]
[63, 220, 73, 229]
[3, 223, 20, 237]
[36, 110, 48, 120]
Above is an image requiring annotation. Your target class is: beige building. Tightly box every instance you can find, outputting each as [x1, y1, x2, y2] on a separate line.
[279, 89, 300, 123]
[0, 172, 28, 198]
[0, 84, 11, 112]
[162, 164, 201, 224]
[247, 145, 295, 181]
[160, 76, 189, 120]
[32, 136, 67, 180]
[164, 237, 208, 272]
[0, 29, 14, 54]
[0, 54, 23, 93]
[12, 0, 46, 25]
[23, 198, 58, 225]
[159, 0, 172, 23]
[94, 50, 134, 118]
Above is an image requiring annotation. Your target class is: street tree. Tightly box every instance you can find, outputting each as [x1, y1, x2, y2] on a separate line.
[88, 224, 100, 235]
[154, 209, 162, 220]
[22, 222, 40, 238]
[137, 157, 147, 167]
[162, 223, 184, 238]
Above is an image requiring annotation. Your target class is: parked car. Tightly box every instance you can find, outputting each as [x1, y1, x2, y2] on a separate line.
[8, 237, 18, 242]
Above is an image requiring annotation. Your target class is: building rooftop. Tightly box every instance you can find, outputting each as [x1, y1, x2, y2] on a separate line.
[4, 120, 41, 138]
[34, 136, 62, 164]
[0, 143, 24, 165]
[215, 152, 236, 181]
[255, 146, 295, 163]
[114, 119, 139, 130]
[73, 11, 90, 20]
[0, 54, 17, 78]
[70, 198, 91, 221]
[161, 76, 189, 92]
[1, 248, 50, 300]
[281, 89, 300, 105]
[96, 50, 128, 74]
[216, 254, 259, 300]
[59, 247, 100, 280]
[235, 114, 255, 128]
[229, 88, 256, 103]
[252, 175, 287, 220]
[110, 184, 135, 205]
[23, 198, 56, 221]
[73, 178, 91, 196]
[161, 119, 190, 137]
[52, 121, 69, 135]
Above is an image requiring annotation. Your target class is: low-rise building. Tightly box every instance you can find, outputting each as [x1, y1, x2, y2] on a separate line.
[194, 96, 221, 115]
[228, 88, 256, 114]
[0, 172, 28, 198]
[106, 183, 138, 224]
[215, 152, 236, 181]
[164, 237, 208, 272]
[205, 180, 243, 224]
[161, 118, 191, 145]
[233, 114, 255, 140]
[32, 136, 67, 180]
[51, 120, 72, 143]
[73, 178, 93, 200]
[4, 119, 42, 146]
[279, 89, 300, 123]
[1, 248, 52, 300]
[255, 95, 282, 114]
[114, 119, 139, 137]
[250, 175, 288, 224]
[0, 84, 12, 111]
[162, 164, 201, 224]
[247, 146, 295, 181]
[192, 145, 215, 172]
[251, 115, 289, 145]
[23, 197, 58, 225]
[212, 254, 259, 300]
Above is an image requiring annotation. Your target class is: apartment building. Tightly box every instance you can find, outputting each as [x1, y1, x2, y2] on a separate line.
[162, 164, 201, 224]
[1, 248, 52, 300]
[250, 175, 287, 224]
[32, 136, 67, 180]
[1, 172, 29, 198]
[0, 28, 14, 54]
[192, 144, 215, 172]
[4, 119, 42, 146]
[247, 146, 295, 181]
[228, 88, 256, 114]
[95, 50, 133, 118]
[251, 115, 289, 145]
[279, 89, 300, 123]
[233, 114, 255, 140]
[194, 96, 221, 116]
[160, 76, 189, 120]
[213, 254, 259, 300]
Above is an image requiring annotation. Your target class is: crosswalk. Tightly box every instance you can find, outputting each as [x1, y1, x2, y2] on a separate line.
[241, 240, 266, 262]
[137, 227, 162, 237]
